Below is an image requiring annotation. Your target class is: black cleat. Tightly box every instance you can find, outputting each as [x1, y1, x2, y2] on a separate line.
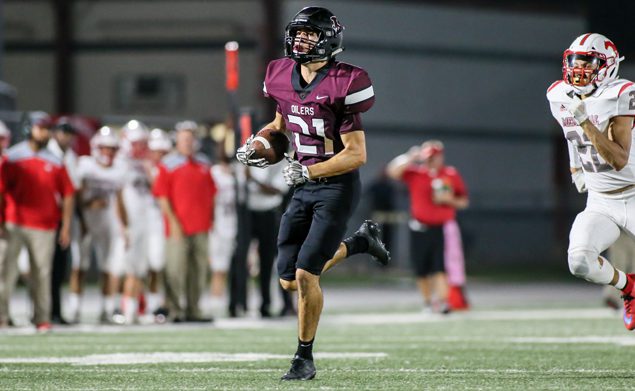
[280, 355, 316, 381]
[355, 220, 391, 265]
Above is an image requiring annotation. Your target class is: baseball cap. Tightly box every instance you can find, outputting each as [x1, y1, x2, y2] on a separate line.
[421, 140, 444, 160]
[30, 111, 54, 128]
[54, 116, 76, 134]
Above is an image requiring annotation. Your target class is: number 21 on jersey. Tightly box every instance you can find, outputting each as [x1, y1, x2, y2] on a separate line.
[288, 115, 334, 156]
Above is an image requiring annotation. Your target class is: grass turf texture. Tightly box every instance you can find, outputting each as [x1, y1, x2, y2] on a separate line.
[0, 309, 632, 390]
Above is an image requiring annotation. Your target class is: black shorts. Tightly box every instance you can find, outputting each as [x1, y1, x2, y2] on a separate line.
[410, 225, 445, 277]
[277, 171, 361, 280]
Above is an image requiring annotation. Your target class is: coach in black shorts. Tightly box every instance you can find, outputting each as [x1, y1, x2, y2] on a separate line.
[236, 6, 390, 381]
[408, 221, 445, 279]
[388, 140, 469, 314]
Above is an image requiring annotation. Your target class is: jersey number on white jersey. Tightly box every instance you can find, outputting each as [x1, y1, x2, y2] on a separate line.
[565, 131, 612, 172]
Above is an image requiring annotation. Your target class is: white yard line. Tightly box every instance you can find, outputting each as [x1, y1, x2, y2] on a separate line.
[0, 307, 621, 335]
[0, 351, 387, 365]
[324, 308, 618, 325]
[507, 336, 635, 346]
[0, 366, 629, 375]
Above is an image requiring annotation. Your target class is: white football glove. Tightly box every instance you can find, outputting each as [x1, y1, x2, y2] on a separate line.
[282, 154, 310, 186]
[571, 170, 587, 193]
[236, 135, 269, 168]
[568, 96, 589, 125]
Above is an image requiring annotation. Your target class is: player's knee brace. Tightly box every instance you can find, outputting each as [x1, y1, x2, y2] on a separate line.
[567, 249, 614, 284]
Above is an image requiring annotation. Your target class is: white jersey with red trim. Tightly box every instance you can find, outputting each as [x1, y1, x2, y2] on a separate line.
[77, 156, 127, 234]
[547, 78, 635, 193]
[119, 156, 154, 221]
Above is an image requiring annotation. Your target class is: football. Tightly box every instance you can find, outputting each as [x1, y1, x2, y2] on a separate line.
[250, 128, 290, 164]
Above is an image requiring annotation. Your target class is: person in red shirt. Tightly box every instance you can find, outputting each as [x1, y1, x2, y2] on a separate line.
[388, 140, 469, 313]
[152, 121, 216, 322]
[0, 112, 75, 331]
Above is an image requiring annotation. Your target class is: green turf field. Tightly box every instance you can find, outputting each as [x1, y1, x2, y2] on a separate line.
[0, 306, 632, 390]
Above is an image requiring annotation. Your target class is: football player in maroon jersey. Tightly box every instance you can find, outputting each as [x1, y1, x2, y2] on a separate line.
[237, 6, 389, 381]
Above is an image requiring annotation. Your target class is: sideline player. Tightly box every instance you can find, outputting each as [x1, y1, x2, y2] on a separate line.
[237, 6, 390, 380]
[69, 126, 128, 323]
[546, 33, 635, 329]
[146, 128, 172, 316]
[208, 152, 237, 316]
[118, 120, 152, 324]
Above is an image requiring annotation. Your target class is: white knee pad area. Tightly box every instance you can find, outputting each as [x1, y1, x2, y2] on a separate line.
[567, 250, 614, 285]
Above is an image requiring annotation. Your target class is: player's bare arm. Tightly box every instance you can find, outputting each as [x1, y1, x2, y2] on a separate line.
[580, 114, 633, 171]
[434, 192, 469, 210]
[115, 189, 128, 228]
[305, 130, 366, 178]
[75, 186, 88, 236]
[387, 146, 420, 180]
[158, 197, 182, 238]
[262, 112, 290, 139]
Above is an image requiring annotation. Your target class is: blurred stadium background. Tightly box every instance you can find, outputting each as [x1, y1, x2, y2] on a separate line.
[3, 0, 635, 271]
[2, 1, 635, 389]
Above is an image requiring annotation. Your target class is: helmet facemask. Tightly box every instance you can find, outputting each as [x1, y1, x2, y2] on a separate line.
[91, 126, 120, 166]
[95, 146, 118, 167]
[284, 7, 344, 64]
[285, 24, 335, 63]
[561, 33, 623, 95]
[566, 53, 605, 85]
[289, 27, 321, 60]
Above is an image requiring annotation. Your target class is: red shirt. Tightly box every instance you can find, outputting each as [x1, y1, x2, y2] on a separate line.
[152, 153, 217, 236]
[2, 142, 75, 230]
[402, 164, 467, 226]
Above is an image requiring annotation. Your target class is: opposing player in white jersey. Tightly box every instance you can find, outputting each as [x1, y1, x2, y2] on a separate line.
[546, 33, 635, 329]
[69, 126, 128, 323]
[117, 120, 153, 324]
[146, 128, 172, 316]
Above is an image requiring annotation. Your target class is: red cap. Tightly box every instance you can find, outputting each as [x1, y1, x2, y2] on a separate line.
[421, 140, 444, 160]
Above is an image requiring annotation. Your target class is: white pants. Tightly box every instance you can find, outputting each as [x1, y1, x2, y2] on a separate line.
[568, 188, 635, 284]
[147, 216, 165, 272]
[76, 227, 118, 274]
[209, 229, 234, 273]
[123, 222, 149, 278]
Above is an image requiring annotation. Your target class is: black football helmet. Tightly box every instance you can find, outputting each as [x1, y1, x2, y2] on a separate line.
[284, 7, 344, 64]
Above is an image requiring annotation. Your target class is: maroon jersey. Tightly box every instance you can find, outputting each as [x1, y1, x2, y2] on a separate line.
[263, 58, 375, 166]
